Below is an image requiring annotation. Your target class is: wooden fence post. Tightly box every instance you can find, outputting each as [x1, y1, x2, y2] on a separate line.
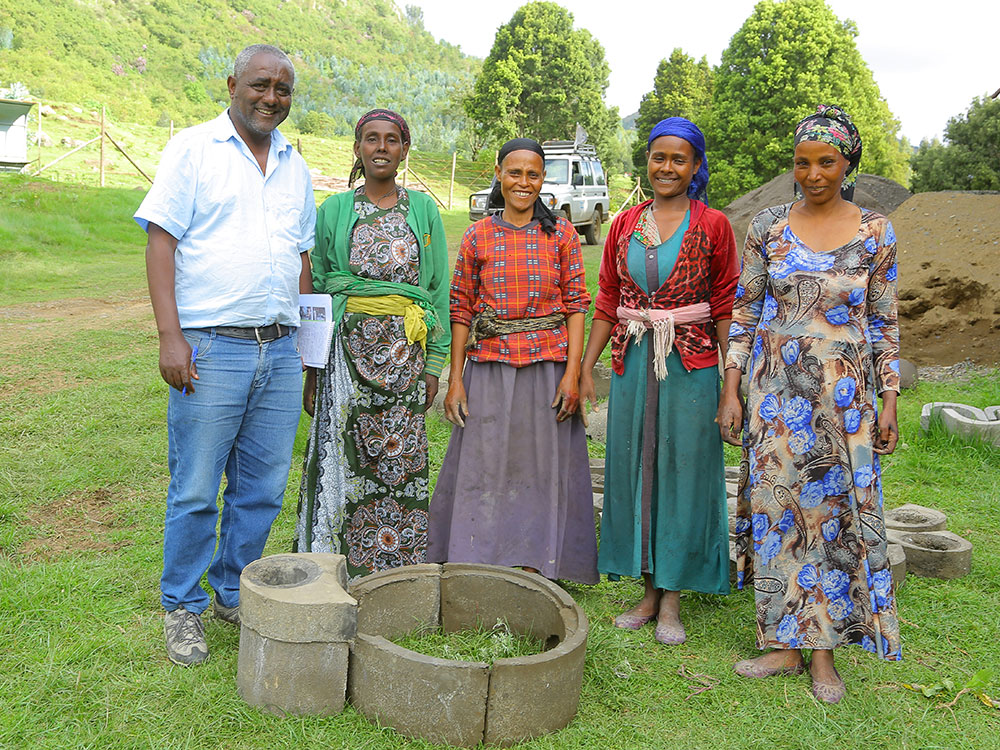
[448, 151, 456, 210]
[99, 106, 106, 187]
[169, 120, 174, 140]
[402, 154, 409, 188]
[36, 99, 41, 169]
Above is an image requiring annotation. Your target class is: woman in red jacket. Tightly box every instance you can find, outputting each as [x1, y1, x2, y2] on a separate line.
[580, 118, 739, 644]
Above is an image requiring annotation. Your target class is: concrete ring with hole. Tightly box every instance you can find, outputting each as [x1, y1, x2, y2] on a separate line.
[347, 562, 589, 748]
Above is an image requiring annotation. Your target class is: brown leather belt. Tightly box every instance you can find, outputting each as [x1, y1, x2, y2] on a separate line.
[211, 324, 291, 343]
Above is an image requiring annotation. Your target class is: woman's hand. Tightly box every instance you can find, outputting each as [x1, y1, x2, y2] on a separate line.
[717, 367, 745, 446]
[552, 369, 581, 423]
[444, 379, 469, 427]
[303, 367, 317, 417]
[716, 390, 744, 446]
[579, 367, 596, 426]
[424, 374, 439, 412]
[874, 392, 899, 455]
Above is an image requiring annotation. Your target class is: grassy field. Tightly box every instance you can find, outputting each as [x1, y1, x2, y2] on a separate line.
[2, 175, 1000, 749]
[22, 101, 495, 207]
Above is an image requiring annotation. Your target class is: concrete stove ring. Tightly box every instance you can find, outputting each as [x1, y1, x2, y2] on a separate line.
[237, 553, 357, 716]
[347, 562, 588, 748]
[886, 529, 972, 580]
[884, 503, 947, 533]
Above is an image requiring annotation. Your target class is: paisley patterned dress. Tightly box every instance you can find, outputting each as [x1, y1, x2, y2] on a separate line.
[296, 187, 429, 579]
[726, 203, 902, 660]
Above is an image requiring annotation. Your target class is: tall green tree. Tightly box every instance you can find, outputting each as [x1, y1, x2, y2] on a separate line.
[464, 1, 620, 165]
[631, 48, 713, 178]
[911, 96, 1000, 192]
[707, 0, 909, 206]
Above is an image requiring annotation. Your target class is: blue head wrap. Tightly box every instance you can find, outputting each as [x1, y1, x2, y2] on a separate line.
[647, 117, 709, 203]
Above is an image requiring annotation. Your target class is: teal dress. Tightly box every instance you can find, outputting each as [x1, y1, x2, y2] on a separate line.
[597, 210, 730, 595]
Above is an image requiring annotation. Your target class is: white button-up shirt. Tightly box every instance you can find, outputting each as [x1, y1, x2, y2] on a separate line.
[134, 110, 316, 329]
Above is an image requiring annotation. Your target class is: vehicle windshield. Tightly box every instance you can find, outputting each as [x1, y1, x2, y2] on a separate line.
[543, 158, 569, 184]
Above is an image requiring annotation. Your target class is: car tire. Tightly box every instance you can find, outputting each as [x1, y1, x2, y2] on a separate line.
[583, 210, 602, 245]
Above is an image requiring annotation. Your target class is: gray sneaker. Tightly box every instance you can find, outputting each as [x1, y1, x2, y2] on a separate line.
[212, 598, 240, 626]
[164, 606, 208, 666]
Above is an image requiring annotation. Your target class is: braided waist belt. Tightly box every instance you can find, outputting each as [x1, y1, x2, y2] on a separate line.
[466, 304, 566, 351]
[617, 302, 712, 380]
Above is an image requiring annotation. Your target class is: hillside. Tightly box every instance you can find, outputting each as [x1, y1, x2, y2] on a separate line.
[0, 0, 477, 150]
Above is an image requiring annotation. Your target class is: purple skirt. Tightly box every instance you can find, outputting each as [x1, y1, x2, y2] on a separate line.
[427, 360, 598, 584]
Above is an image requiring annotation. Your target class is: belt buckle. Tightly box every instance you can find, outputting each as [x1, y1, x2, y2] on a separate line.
[254, 327, 263, 345]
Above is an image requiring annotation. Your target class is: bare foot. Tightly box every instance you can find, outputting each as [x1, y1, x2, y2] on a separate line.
[656, 590, 682, 628]
[809, 649, 841, 685]
[734, 649, 805, 678]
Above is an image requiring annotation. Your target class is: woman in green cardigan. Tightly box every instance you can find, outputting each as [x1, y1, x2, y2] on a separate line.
[295, 109, 451, 580]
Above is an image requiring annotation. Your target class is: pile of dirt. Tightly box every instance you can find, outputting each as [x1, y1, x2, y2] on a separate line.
[722, 171, 912, 242]
[890, 192, 1000, 366]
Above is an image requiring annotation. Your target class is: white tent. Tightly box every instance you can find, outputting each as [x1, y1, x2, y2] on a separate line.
[0, 98, 35, 172]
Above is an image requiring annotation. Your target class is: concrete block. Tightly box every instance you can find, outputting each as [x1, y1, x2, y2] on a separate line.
[440, 564, 568, 645]
[237, 628, 348, 716]
[920, 402, 1000, 448]
[724, 464, 741, 482]
[884, 503, 947, 533]
[593, 492, 603, 528]
[349, 634, 489, 748]
[888, 543, 906, 588]
[240, 553, 356, 643]
[237, 553, 355, 717]
[585, 403, 608, 443]
[592, 473, 605, 494]
[349, 563, 441, 640]
[484, 609, 588, 746]
[589, 458, 605, 478]
[886, 529, 972, 579]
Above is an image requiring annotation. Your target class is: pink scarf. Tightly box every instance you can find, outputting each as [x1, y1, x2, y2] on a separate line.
[617, 302, 712, 380]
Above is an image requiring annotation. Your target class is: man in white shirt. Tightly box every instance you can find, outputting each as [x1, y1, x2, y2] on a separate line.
[134, 44, 315, 666]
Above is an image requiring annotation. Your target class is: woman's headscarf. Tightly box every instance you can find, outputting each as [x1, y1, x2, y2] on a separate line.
[487, 137, 558, 235]
[646, 117, 710, 203]
[349, 108, 411, 187]
[793, 104, 863, 201]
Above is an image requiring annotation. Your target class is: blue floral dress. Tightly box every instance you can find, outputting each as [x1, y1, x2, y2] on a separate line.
[726, 203, 902, 660]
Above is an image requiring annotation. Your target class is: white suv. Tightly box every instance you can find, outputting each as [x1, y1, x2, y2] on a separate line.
[469, 141, 610, 245]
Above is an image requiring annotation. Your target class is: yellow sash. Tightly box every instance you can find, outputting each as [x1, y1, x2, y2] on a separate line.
[344, 294, 428, 350]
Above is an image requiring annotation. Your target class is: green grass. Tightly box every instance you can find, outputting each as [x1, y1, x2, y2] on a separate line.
[23, 100, 492, 206]
[3, 176, 1000, 749]
[393, 620, 544, 663]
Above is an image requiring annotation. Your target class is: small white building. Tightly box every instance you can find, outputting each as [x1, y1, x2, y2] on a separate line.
[0, 98, 35, 172]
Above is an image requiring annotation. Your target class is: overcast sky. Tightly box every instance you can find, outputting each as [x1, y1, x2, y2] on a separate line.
[413, 0, 996, 145]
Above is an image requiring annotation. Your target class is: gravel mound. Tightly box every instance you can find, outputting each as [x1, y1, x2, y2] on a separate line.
[890, 192, 1000, 366]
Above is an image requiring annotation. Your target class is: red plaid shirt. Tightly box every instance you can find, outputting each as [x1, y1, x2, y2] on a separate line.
[451, 215, 591, 367]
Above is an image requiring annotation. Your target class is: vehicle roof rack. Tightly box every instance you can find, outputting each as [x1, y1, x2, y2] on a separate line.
[542, 140, 597, 157]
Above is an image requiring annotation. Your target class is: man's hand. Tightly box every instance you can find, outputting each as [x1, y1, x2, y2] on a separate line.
[158, 330, 197, 393]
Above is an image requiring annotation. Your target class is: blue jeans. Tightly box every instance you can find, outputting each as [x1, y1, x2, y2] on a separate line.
[161, 329, 302, 613]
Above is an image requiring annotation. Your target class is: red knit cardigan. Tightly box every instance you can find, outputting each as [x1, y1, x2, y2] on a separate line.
[593, 199, 739, 375]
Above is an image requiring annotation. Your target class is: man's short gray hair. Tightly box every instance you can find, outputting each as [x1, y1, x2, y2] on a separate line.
[233, 44, 295, 86]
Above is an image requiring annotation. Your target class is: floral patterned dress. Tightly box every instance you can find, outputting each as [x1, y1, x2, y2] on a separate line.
[726, 203, 902, 660]
[296, 186, 429, 579]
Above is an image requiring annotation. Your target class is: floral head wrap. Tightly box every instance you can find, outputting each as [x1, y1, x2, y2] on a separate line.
[349, 108, 411, 186]
[793, 104, 862, 200]
[647, 117, 710, 203]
